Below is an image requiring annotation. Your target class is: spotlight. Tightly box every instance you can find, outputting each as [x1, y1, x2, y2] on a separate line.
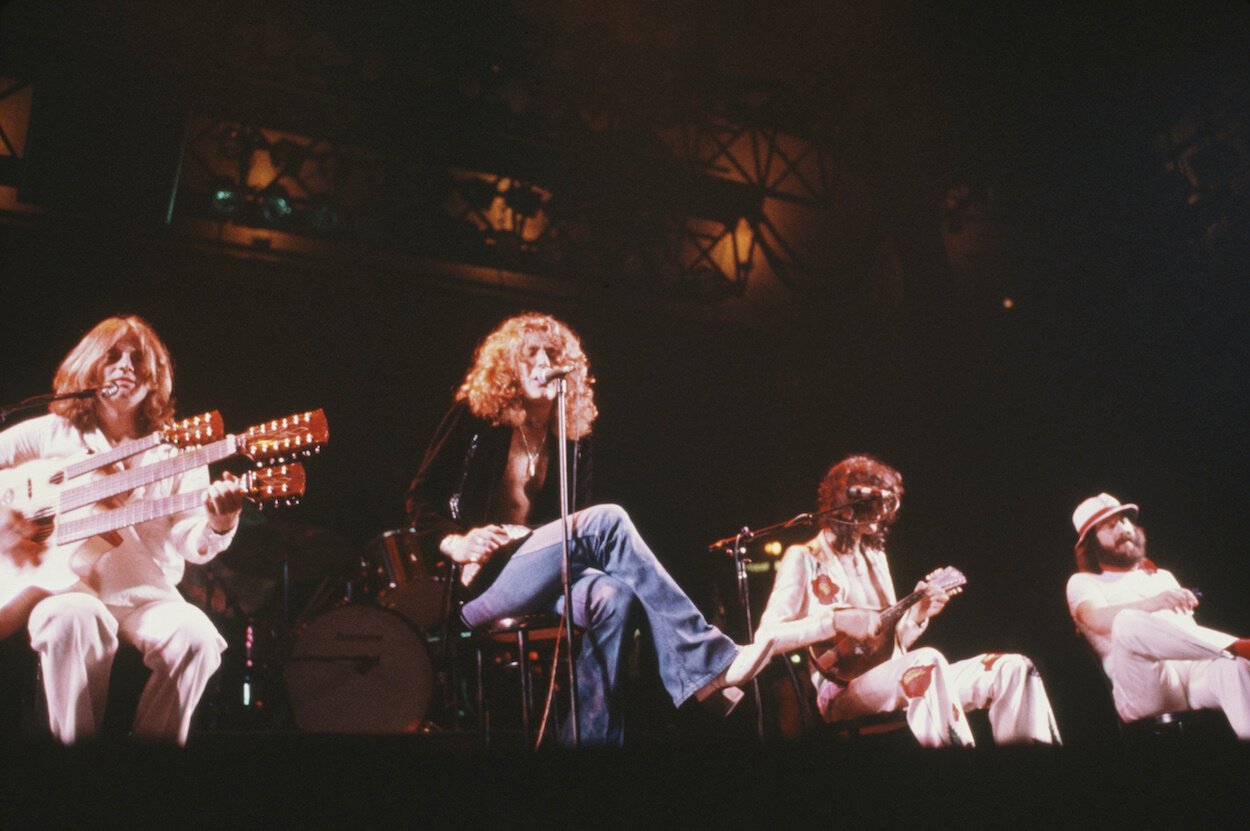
[209, 180, 245, 218]
[260, 186, 294, 224]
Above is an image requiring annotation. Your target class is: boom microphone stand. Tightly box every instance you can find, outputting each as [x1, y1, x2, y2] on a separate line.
[707, 494, 885, 739]
[0, 385, 112, 425]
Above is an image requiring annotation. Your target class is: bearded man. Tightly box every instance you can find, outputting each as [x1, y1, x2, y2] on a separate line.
[1067, 492, 1250, 737]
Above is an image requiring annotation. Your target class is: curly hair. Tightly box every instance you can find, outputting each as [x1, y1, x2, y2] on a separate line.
[456, 313, 597, 440]
[49, 315, 176, 434]
[817, 454, 905, 553]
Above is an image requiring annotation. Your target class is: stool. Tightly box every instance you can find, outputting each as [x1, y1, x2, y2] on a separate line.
[1121, 708, 1233, 741]
[473, 613, 580, 748]
[824, 709, 912, 741]
[767, 654, 913, 744]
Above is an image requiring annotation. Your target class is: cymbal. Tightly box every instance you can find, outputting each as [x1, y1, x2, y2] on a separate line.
[221, 521, 354, 580]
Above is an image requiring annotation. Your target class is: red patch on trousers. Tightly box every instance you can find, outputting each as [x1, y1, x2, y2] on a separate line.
[900, 664, 936, 698]
[812, 574, 838, 605]
[980, 653, 1004, 671]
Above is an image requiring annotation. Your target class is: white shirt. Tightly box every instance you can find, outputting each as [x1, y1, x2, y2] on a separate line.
[0, 413, 236, 608]
[1066, 566, 1185, 664]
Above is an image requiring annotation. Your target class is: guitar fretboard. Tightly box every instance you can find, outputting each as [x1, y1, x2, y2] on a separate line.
[56, 489, 209, 545]
[63, 433, 164, 480]
[58, 436, 239, 513]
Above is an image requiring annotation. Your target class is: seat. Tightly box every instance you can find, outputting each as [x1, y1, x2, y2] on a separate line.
[0, 635, 152, 740]
[1077, 635, 1233, 742]
[472, 612, 581, 748]
[765, 653, 911, 743]
[436, 562, 582, 748]
[1121, 707, 1233, 740]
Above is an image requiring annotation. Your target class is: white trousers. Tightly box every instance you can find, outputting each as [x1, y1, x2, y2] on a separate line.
[817, 646, 1061, 747]
[27, 592, 225, 745]
[1107, 609, 1250, 738]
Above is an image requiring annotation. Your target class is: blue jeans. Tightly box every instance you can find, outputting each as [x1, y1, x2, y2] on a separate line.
[461, 504, 738, 745]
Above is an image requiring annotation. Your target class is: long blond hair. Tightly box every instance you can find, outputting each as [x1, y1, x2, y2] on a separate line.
[50, 315, 175, 433]
[456, 313, 597, 440]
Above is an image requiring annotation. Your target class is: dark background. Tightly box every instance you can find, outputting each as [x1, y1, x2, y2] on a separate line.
[1, 0, 1249, 748]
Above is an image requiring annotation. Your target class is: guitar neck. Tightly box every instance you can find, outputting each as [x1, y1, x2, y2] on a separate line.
[62, 432, 164, 480]
[56, 489, 211, 545]
[58, 436, 239, 513]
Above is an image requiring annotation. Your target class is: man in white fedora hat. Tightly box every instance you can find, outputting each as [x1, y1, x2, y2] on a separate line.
[1066, 492, 1250, 737]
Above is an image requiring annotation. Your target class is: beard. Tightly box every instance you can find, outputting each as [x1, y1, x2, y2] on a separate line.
[1096, 526, 1147, 569]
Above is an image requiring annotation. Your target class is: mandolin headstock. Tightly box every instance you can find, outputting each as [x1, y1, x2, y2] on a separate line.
[928, 566, 967, 594]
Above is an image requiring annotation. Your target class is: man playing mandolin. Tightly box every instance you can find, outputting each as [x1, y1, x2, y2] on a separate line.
[755, 454, 1060, 746]
[0, 315, 245, 745]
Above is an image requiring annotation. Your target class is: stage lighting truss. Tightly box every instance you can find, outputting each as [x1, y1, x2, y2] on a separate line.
[0, 77, 32, 190]
[176, 106, 837, 303]
[659, 112, 838, 296]
[1157, 90, 1249, 249]
[181, 121, 344, 235]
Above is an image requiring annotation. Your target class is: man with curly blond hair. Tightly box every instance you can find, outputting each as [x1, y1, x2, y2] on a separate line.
[407, 312, 771, 745]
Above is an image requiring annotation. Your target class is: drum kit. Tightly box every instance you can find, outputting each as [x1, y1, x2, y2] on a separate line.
[188, 522, 456, 735]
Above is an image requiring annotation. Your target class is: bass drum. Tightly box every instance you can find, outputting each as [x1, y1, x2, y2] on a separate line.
[283, 604, 432, 734]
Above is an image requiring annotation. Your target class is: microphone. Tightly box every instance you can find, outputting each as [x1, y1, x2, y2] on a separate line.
[535, 365, 574, 385]
[65, 382, 121, 400]
[849, 484, 900, 512]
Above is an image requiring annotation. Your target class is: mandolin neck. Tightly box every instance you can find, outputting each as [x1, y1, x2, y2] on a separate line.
[879, 588, 926, 629]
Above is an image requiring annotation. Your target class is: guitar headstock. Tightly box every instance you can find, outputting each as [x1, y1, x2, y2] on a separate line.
[244, 463, 307, 509]
[239, 410, 329, 464]
[162, 411, 225, 449]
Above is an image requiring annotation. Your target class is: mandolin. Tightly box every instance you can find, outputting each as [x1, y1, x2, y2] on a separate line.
[808, 565, 966, 684]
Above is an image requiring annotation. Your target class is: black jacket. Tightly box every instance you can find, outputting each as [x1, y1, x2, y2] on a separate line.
[405, 402, 592, 568]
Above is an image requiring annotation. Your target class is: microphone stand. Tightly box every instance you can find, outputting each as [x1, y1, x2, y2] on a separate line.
[707, 497, 881, 739]
[0, 388, 101, 425]
[555, 376, 579, 748]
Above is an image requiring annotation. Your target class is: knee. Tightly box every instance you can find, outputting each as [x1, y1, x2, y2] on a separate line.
[147, 615, 223, 675]
[578, 503, 632, 536]
[987, 653, 1038, 681]
[1110, 609, 1155, 650]
[908, 646, 949, 669]
[29, 595, 115, 652]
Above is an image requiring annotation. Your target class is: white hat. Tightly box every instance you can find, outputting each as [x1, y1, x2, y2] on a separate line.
[1072, 492, 1138, 550]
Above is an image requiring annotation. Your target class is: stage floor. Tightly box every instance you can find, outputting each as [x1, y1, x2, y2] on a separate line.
[3, 730, 1247, 827]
